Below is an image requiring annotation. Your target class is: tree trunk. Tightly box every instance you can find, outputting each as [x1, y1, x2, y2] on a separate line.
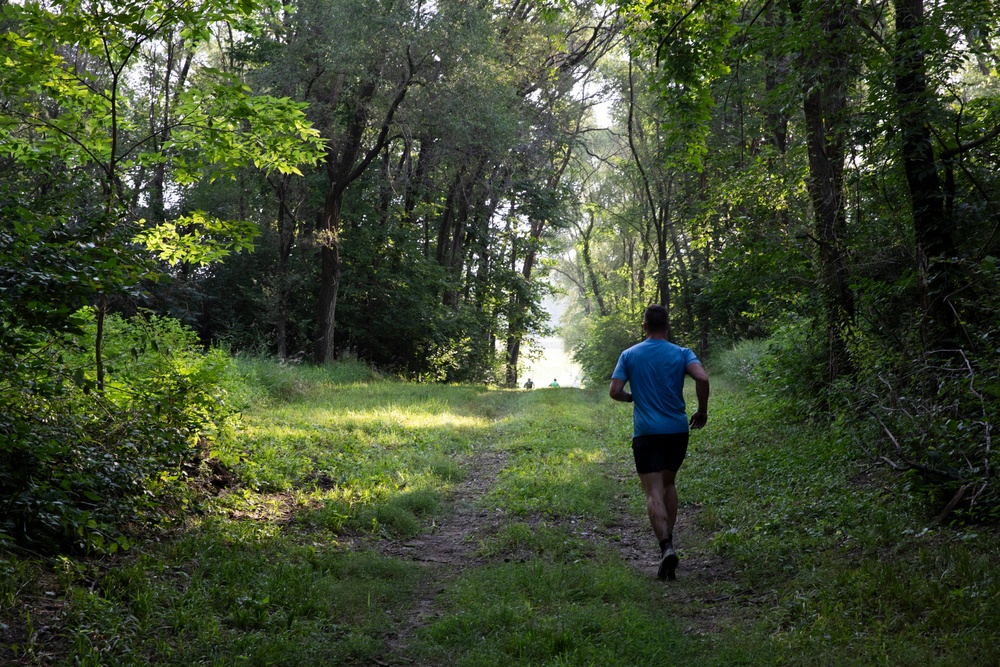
[315, 186, 345, 363]
[313, 58, 412, 363]
[893, 0, 957, 333]
[790, 0, 855, 380]
[580, 211, 608, 317]
[638, 234, 650, 306]
[669, 216, 693, 332]
[273, 174, 294, 360]
[656, 197, 670, 321]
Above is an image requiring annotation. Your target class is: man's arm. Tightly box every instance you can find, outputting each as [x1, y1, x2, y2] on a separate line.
[609, 378, 632, 403]
[686, 362, 709, 429]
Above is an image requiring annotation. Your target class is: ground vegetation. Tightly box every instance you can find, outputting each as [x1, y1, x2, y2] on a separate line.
[3, 360, 998, 665]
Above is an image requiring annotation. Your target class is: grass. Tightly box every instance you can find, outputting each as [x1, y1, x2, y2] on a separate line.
[484, 388, 619, 523]
[681, 373, 1000, 665]
[57, 538, 420, 666]
[3, 357, 1000, 666]
[416, 560, 751, 667]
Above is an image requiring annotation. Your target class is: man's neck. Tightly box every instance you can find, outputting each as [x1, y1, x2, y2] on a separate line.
[645, 332, 669, 341]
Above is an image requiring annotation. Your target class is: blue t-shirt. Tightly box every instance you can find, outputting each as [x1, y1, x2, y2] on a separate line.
[612, 338, 700, 437]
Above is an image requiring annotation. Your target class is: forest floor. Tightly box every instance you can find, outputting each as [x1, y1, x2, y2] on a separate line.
[3, 361, 1000, 666]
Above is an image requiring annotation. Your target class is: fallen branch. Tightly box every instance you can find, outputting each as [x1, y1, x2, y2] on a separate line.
[873, 415, 964, 481]
[879, 456, 903, 471]
[937, 483, 970, 523]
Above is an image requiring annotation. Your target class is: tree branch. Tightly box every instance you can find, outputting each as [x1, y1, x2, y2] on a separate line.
[655, 0, 708, 67]
[349, 47, 413, 184]
[940, 122, 1000, 160]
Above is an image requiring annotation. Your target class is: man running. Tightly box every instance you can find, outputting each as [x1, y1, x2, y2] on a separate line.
[609, 305, 709, 581]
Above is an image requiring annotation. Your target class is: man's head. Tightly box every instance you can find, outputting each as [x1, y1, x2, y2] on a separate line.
[643, 304, 669, 335]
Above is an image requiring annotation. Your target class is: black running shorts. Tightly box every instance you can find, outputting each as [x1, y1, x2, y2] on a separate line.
[631, 433, 689, 474]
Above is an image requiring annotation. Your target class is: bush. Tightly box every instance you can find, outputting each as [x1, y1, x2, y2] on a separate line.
[834, 258, 1000, 519]
[0, 310, 238, 553]
[712, 338, 770, 385]
[712, 316, 828, 416]
[569, 310, 642, 385]
[840, 332, 999, 519]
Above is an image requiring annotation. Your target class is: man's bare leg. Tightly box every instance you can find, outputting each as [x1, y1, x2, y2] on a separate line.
[639, 469, 679, 580]
[662, 470, 677, 540]
[639, 469, 677, 540]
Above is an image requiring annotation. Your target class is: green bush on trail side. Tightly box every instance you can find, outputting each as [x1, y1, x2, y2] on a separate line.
[568, 309, 641, 386]
[712, 317, 829, 418]
[716, 322, 1000, 520]
[839, 327, 1000, 521]
[0, 310, 239, 554]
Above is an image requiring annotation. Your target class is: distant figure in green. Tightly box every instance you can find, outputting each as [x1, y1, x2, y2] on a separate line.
[548, 379, 559, 387]
[609, 304, 709, 581]
[523, 378, 534, 389]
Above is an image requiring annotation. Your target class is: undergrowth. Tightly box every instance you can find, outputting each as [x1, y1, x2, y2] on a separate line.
[0, 311, 239, 554]
[2, 357, 999, 666]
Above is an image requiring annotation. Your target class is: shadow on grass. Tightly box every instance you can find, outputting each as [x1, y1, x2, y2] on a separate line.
[52, 524, 423, 666]
[412, 559, 751, 667]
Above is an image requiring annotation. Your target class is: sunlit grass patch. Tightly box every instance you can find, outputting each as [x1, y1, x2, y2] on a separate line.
[322, 406, 491, 453]
[235, 385, 497, 485]
[348, 487, 445, 538]
[483, 389, 621, 522]
[487, 449, 617, 522]
[217, 368, 512, 540]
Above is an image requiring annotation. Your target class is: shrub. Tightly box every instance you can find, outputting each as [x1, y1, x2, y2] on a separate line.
[835, 258, 1000, 519]
[569, 310, 641, 385]
[0, 310, 238, 553]
[841, 332, 999, 519]
[713, 316, 828, 416]
[712, 338, 770, 386]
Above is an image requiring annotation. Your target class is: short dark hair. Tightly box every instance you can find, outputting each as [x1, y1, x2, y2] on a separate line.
[643, 304, 669, 333]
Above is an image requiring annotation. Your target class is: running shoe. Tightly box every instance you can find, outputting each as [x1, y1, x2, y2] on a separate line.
[657, 545, 678, 581]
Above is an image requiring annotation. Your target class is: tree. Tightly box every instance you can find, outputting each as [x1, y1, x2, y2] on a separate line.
[784, 0, 859, 380]
[0, 0, 324, 386]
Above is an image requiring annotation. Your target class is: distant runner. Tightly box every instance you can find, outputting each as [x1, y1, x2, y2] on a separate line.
[548, 379, 559, 387]
[609, 304, 709, 581]
[523, 378, 534, 389]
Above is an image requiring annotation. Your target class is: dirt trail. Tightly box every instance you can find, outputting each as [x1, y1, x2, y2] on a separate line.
[375, 443, 745, 661]
[376, 447, 511, 660]
[377, 449, 511, 567]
